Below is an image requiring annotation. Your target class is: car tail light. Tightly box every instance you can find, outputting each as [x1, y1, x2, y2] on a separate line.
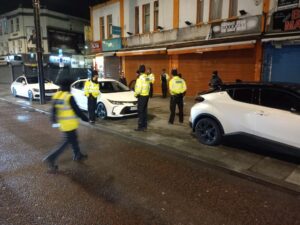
[195, 96, 205, 102]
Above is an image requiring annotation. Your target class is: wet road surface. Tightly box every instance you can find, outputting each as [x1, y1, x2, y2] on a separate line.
[1, 100, 300, 225]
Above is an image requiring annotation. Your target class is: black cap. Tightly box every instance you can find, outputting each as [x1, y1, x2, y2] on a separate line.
[171, 69, 178, 76]
[92, 70, 98, 76]
[139, 65, 146, 73]
[57, 78, 73, 91]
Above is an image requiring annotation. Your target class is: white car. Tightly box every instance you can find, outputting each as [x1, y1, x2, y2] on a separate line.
[71, 78, 138, 119]
[190, 83, 300, 152]
[11, 75, 59, 100]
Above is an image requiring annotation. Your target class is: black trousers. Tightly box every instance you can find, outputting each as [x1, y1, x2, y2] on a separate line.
[161, 82, 167, 98]
[149, 83, 153, 98]
[88, 96, 97, 122]
[137, 96, 149, 129]
[169, 95, 184, 124]
[45, 130, 81, 162]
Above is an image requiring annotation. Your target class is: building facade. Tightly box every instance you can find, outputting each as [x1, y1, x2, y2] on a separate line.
[90, 0, 291, 96]
[0, 6, 89, 66]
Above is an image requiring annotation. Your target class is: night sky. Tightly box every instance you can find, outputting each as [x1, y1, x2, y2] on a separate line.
[0, 0, 108, 20]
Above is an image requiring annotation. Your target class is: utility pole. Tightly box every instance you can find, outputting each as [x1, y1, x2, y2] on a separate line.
[32, 0, 45, 104]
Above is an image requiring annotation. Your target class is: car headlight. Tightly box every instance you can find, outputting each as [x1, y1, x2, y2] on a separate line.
[33, 88, 39, 92]
[108, 100, 123, 105]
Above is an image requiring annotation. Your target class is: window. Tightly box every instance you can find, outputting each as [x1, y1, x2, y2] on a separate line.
[196, 0, 204, 24]
[154, 1, 159, 31]
[229, 0, 238, 17]
[16, 18, 20, 32]
[229, 88, 254, 104]
[4, 20, 8, 34]
[18, 40, 22, 51]
[143, 4, 150, 33]
[260, 88, 300, 112]
[135, 6, 139, 34]
[73, 81, 84, 90]
[107, 15, 112, 39]
[99, 17, 105, 40]
[209, 0, 223, 21]
[10, 19, 14, 33]
[0, 22, 2, 35]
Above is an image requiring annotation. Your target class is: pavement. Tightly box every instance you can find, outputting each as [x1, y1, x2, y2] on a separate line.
[1, 83, 300, 194]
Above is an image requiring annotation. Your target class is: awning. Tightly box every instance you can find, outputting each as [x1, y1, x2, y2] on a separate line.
[167, 40, 256, 55]
[116, 48, 167, 57]
[262, 35, 300, 42]
[103, 52, 116, 57]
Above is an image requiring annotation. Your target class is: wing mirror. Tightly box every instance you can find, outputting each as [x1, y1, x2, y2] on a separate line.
[195, 96, 205, 102]
[22, 81, 26, 85]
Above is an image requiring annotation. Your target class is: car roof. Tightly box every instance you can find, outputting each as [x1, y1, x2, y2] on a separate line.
[76, 78, 117, 82]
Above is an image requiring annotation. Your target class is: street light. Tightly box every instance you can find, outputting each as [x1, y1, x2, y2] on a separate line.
[32, 0, 45, 104]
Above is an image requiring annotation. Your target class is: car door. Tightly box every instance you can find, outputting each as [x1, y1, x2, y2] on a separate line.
[17, 77, 27, 97]
[71, 81, 87, 110]
[253, 88, 300, 148]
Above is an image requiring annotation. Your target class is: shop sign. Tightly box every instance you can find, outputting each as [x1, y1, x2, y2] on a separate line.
[273, 7, 300, 31]
[91, 41, 102, 53]
[102, 38, 122, 51]
[211, 16, 261, 38]
[278, 0, 299, 9]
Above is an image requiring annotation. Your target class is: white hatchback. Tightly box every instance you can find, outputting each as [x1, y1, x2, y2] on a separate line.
[11, 75, 59, 100]
[71, 78, 138, 119]
[190, 83, 300, 152]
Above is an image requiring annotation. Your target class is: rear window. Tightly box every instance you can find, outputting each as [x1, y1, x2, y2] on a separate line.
[227, 88, 256, 104]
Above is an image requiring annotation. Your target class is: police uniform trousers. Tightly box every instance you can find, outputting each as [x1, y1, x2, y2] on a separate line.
[149, 83, 154, 98]
[45, 130, 80, 162]
[169, 94, 184, 124]
[161, 81, 168, 98]
[88, 95, 97, 122]
[137, 95, 149, 129]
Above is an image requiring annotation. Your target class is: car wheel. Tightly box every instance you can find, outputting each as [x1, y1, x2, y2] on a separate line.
[195, 118, 222, 146]
[28, 90, 33, 101]
[96, 102, 107, 119]
[12, 88, 17, 97]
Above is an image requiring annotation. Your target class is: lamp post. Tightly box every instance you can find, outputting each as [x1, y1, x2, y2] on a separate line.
[32, 0, 45, 104]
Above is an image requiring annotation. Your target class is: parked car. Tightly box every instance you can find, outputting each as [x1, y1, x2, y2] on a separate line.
[0, 55, 23, 66]
[11, 75, 59, 100]
[71, 78, 138, 119]
[190, 82, 300, 152]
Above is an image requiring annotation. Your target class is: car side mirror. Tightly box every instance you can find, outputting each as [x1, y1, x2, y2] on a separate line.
[22, 81, 26, 85]
[290, 107, 299, 114]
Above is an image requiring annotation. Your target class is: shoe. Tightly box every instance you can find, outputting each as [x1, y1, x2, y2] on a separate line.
[73, 153, 88, 161]
[43, 158, 58, 171]
[89, 120, 95, 124]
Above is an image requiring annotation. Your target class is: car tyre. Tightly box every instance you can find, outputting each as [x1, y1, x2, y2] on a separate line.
[96, 102, 107, 119]
[28, 90, 34, 101]
[195, 118, 222, 146]
[12, 88, 17, 97]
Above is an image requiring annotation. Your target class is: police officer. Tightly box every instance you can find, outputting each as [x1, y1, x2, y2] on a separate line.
[134, 65, 150, 131]
[160, 68, 169, 98]
[147, 67, 155, 98]
[84, 70, 100, 123]
[168, 69, 187, 124]
[43, 79, 89, 171]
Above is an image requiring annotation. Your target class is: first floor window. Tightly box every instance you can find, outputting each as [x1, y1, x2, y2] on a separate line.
[210, 0, 223, 21]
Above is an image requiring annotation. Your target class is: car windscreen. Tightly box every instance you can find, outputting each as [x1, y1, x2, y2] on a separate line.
[99, 81, 130, 93]
[26, 77, 50, 84]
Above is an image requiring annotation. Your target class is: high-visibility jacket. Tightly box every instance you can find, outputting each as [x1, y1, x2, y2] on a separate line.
[84, 80, 100, 98]
[134, 73, 150, 97]
[169, 76, 187, 95]
[148, 73, 155, 84]
[52, 91, 79, 132]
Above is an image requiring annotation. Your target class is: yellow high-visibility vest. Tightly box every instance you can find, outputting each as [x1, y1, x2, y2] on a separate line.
[52, 91, 79, 132]
[148, 73, 155, 84]
[169, 76, 187, 95]
[134, 73, 150, 96]
[84, 80, 100, 98]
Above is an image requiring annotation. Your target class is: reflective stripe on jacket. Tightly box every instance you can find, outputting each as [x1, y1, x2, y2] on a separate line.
[84, 80, 100, 98]
[52, 91, 79, 132]
[169, 76, 187, 95]
[134, 73, 150, 96]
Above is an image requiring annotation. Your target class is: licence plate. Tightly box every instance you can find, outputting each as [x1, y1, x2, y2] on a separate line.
[130, 106, 137, 111]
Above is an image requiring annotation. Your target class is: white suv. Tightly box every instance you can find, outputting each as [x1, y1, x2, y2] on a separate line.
[190, 83, 300, 152]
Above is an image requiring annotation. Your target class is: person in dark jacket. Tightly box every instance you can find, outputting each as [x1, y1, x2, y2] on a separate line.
[160, 69, 169, 98]
[209, 70, 223, 89]
[43, 78, 89, 171]
[119, 71, 127, 86]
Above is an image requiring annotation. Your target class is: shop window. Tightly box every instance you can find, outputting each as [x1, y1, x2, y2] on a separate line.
[154, 1, 159, 31]
[143, 3, 150, 33]
[99, 17, 105, 40]
[107, 15, 112, 39]
[0, 22, 2, 35]
[196, 0, 204, 24]
[135, 6, 139, 34]
[229, 0, 238, 18]
[209, 0, 223, 21]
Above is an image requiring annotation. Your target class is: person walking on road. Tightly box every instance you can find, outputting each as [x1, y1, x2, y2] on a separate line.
[84, 71, 100, 124]
[168, 69, 187, 125]
[147, 67, 155, 98]
[160, 68, 169, 98]
[43, 79, 89, 171]
[134, 65, 150, 131]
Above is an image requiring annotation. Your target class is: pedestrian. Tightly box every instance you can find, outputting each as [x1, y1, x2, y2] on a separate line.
[160, 68, 169, 98]
[168, 69, 187, 124]
[119, 71, 127, 86]
[209, 70, 223, 89]
[43, 78, 89, 171]
[147, 67, 155, 98]
[134, 65, 150, 131]
[84, 70, 100, 124]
